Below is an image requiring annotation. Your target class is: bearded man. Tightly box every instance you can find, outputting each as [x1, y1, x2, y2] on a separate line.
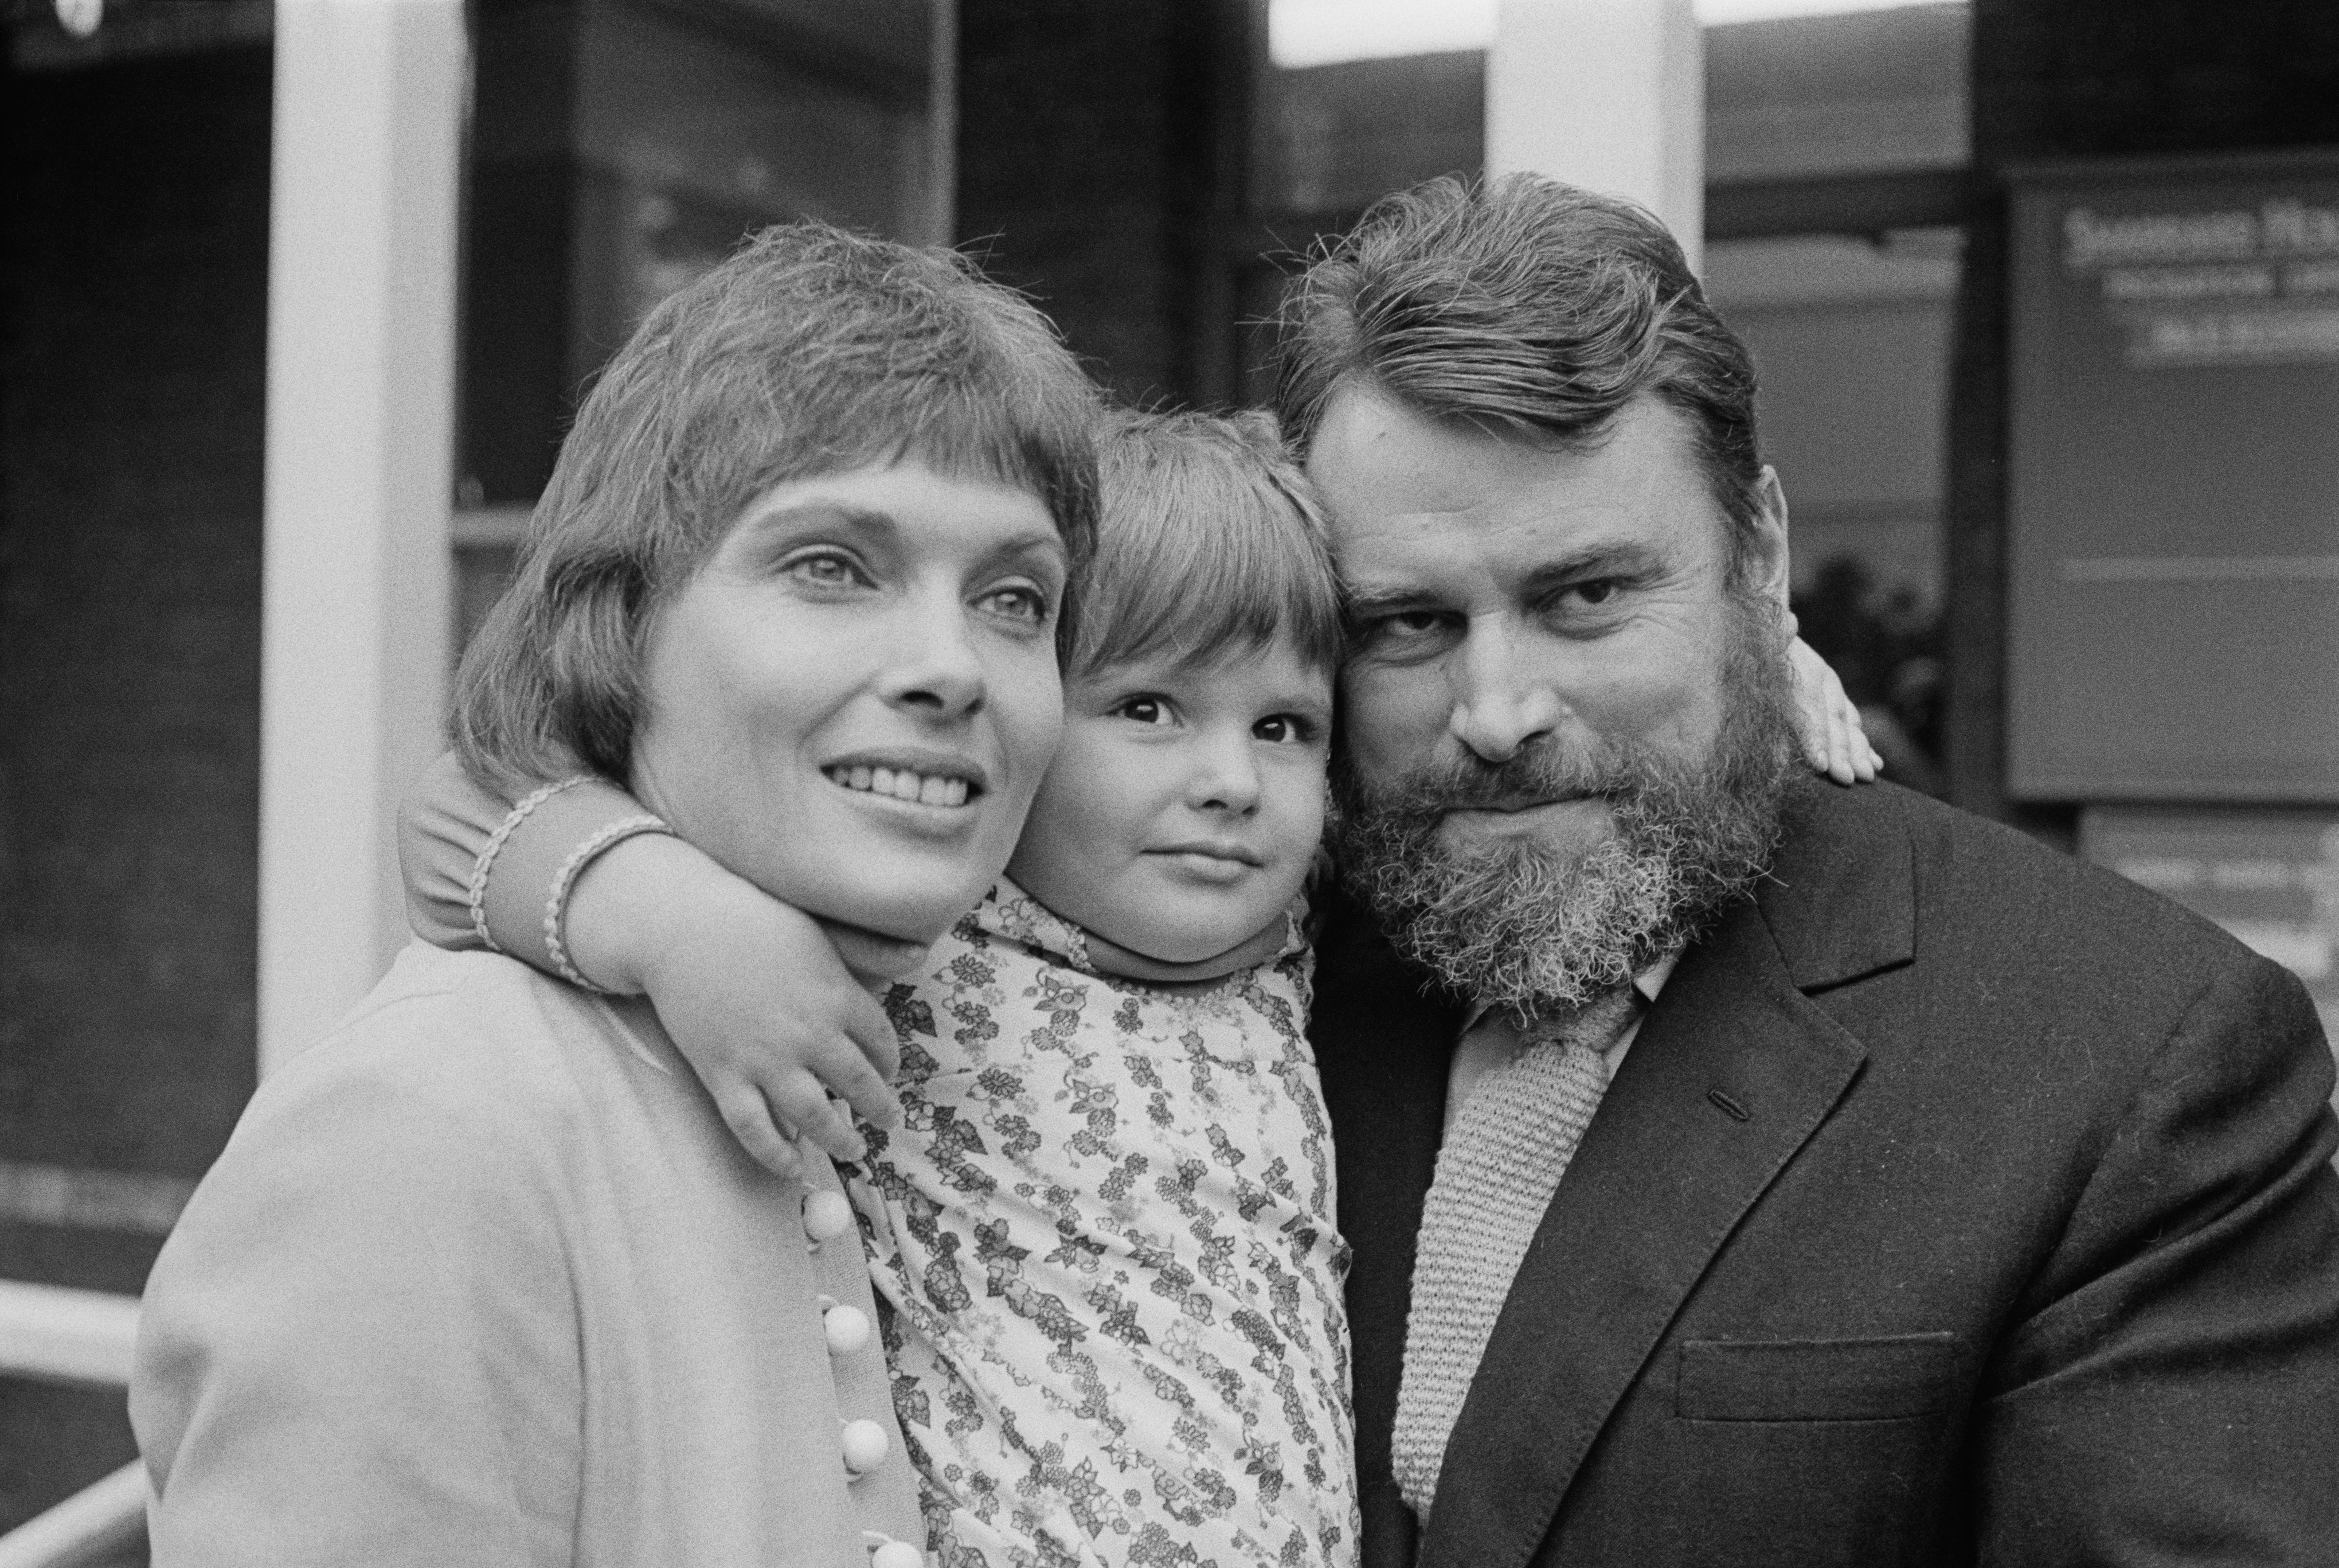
[1286, 175, 2339, 1566]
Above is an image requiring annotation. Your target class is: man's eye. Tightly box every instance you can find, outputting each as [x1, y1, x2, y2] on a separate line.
[1573, 580, 1619, 606]
[1360, 609, 1447, 645]
[1112, 695, 1174, 726]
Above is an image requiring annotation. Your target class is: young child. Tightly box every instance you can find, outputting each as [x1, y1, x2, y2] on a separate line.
[403, 412, 1878, 1568]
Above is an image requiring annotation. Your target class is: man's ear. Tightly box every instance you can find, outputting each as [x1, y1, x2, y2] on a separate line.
[1745, 466, 1792, 616]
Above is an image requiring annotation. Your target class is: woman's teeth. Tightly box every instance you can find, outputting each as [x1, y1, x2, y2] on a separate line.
[827, 765, 971, 808]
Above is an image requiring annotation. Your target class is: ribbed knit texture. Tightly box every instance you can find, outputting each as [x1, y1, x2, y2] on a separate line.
[1391, 987, 1640, 1521]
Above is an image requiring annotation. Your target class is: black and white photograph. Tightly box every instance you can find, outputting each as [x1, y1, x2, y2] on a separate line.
[2, 0, 2335, 1563]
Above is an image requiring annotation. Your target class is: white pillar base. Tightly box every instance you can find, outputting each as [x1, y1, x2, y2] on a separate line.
[258, 0, 465, 1073]
[1486, 0, 1705, 270]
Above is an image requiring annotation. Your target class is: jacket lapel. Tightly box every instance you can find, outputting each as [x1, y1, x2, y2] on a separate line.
[1310, 886, 1466, 1568]
[1416, 780, 1911, 1568]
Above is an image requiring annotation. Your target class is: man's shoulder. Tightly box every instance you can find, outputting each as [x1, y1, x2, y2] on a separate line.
[1765, 777, 2272, 997]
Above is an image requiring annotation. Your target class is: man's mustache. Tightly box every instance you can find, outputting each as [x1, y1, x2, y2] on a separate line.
[1353, 742, 1649, 816]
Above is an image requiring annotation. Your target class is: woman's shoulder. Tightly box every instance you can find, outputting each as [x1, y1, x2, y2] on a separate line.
[236, 943, 681, 1178]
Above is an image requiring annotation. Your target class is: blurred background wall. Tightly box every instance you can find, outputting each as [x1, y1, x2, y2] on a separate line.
[2, 0, 2336, 1552]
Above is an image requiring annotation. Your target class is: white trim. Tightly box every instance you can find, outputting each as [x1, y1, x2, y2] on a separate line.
[0, 1281, 139, 1388]
[450, 505, 532, 550]
[924, 0, 958, 246]
[0, 1461, 147, 1568]
[0, 1162, 193, 1236]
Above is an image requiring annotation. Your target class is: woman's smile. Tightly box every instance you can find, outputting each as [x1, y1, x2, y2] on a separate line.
[822, 748, 991, 813]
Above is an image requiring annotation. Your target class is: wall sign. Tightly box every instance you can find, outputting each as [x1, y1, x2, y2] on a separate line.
[2009, 154, 2339, 803]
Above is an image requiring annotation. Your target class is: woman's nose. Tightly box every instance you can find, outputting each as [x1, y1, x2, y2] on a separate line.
[876, 601, 987, 719]
[1448, 623, 1563, 762]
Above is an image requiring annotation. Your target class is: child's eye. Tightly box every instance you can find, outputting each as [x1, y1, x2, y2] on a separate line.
[1111, 694, 1176, 726]
[1253, 714, 1316, 745]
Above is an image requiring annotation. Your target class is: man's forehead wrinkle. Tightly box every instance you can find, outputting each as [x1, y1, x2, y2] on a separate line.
[1342, 513, 1647, 601]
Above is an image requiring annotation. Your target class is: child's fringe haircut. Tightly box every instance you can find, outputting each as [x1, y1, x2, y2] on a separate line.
[1064, 410, 1344, 681]
[453, 222, 1101, 795]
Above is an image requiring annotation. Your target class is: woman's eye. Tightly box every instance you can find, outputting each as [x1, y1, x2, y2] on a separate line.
[1112, 695, 1174, 726]
[784, 551, 868, 590]
[977, 584, 1052, 626]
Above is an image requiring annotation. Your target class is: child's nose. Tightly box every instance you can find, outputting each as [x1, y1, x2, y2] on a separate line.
[1187, 734, 1262, 815]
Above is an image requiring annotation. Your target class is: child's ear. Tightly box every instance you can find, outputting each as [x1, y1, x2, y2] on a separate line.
[1745, 467, 1792, 614]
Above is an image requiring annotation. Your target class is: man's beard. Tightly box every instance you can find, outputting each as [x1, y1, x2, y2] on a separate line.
[1330, 601, 1799, 1015]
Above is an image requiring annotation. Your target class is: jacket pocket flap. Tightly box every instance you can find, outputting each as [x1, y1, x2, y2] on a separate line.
[1675, 1332, 1960, 1422]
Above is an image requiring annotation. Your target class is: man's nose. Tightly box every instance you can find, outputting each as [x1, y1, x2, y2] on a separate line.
[1186, 729, 1262, 815]
[876, 596, 987, 719]
[1448, 621, 1564, 762]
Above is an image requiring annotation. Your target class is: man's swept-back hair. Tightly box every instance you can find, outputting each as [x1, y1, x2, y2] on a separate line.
[1274, 174, 1766, 561]
[1066, 409, 1343, 679]
[453, 221, 1100, 793]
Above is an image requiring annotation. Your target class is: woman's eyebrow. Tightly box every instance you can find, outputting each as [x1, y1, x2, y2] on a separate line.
[987, 529, 1071, 566]
[735, 501, 897, 544]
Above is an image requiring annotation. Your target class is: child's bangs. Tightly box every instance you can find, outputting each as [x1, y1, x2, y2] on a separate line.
[1069, 413, 1344, 680]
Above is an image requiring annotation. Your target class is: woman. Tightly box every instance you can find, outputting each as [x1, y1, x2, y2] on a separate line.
[129, 223, 1100, 1568]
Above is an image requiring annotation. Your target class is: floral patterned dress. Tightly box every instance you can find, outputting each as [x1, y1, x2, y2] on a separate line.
[841, 880, 1357, 1568]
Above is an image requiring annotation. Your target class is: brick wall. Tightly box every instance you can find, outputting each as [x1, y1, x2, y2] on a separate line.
[0, 43, 273, 1534]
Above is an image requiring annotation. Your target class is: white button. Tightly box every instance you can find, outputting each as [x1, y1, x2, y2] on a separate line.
[840, 1417, 890, 1474]
[872, 1541, 923, 1568]
[803, 1190, 853, 1243]
[824, 1303, 872, 1356]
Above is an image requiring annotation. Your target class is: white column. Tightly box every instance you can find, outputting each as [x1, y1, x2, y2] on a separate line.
[258, 0, 466, 1074]
[1486, 0, 1705, 270]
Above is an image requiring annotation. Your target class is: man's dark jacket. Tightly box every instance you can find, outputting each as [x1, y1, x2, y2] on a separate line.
[1309, 777, 2339, 1568]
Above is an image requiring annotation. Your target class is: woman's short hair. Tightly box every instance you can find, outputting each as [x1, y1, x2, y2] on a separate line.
[1272, 174, 1768, 579]
[453, 222, 1101, 793]
[1065, 409, 1344, 680]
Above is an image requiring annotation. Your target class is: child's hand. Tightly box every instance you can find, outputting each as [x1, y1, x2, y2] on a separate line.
[565, 834, 911, 1180]
[1787, 635, 1884, 785]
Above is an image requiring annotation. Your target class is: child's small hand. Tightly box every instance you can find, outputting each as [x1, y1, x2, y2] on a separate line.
[1787, 635, 1884, 785]
[566, 834, 910, 1180]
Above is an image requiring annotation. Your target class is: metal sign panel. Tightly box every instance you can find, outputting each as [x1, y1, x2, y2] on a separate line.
[2009, 154, 2339, 802]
